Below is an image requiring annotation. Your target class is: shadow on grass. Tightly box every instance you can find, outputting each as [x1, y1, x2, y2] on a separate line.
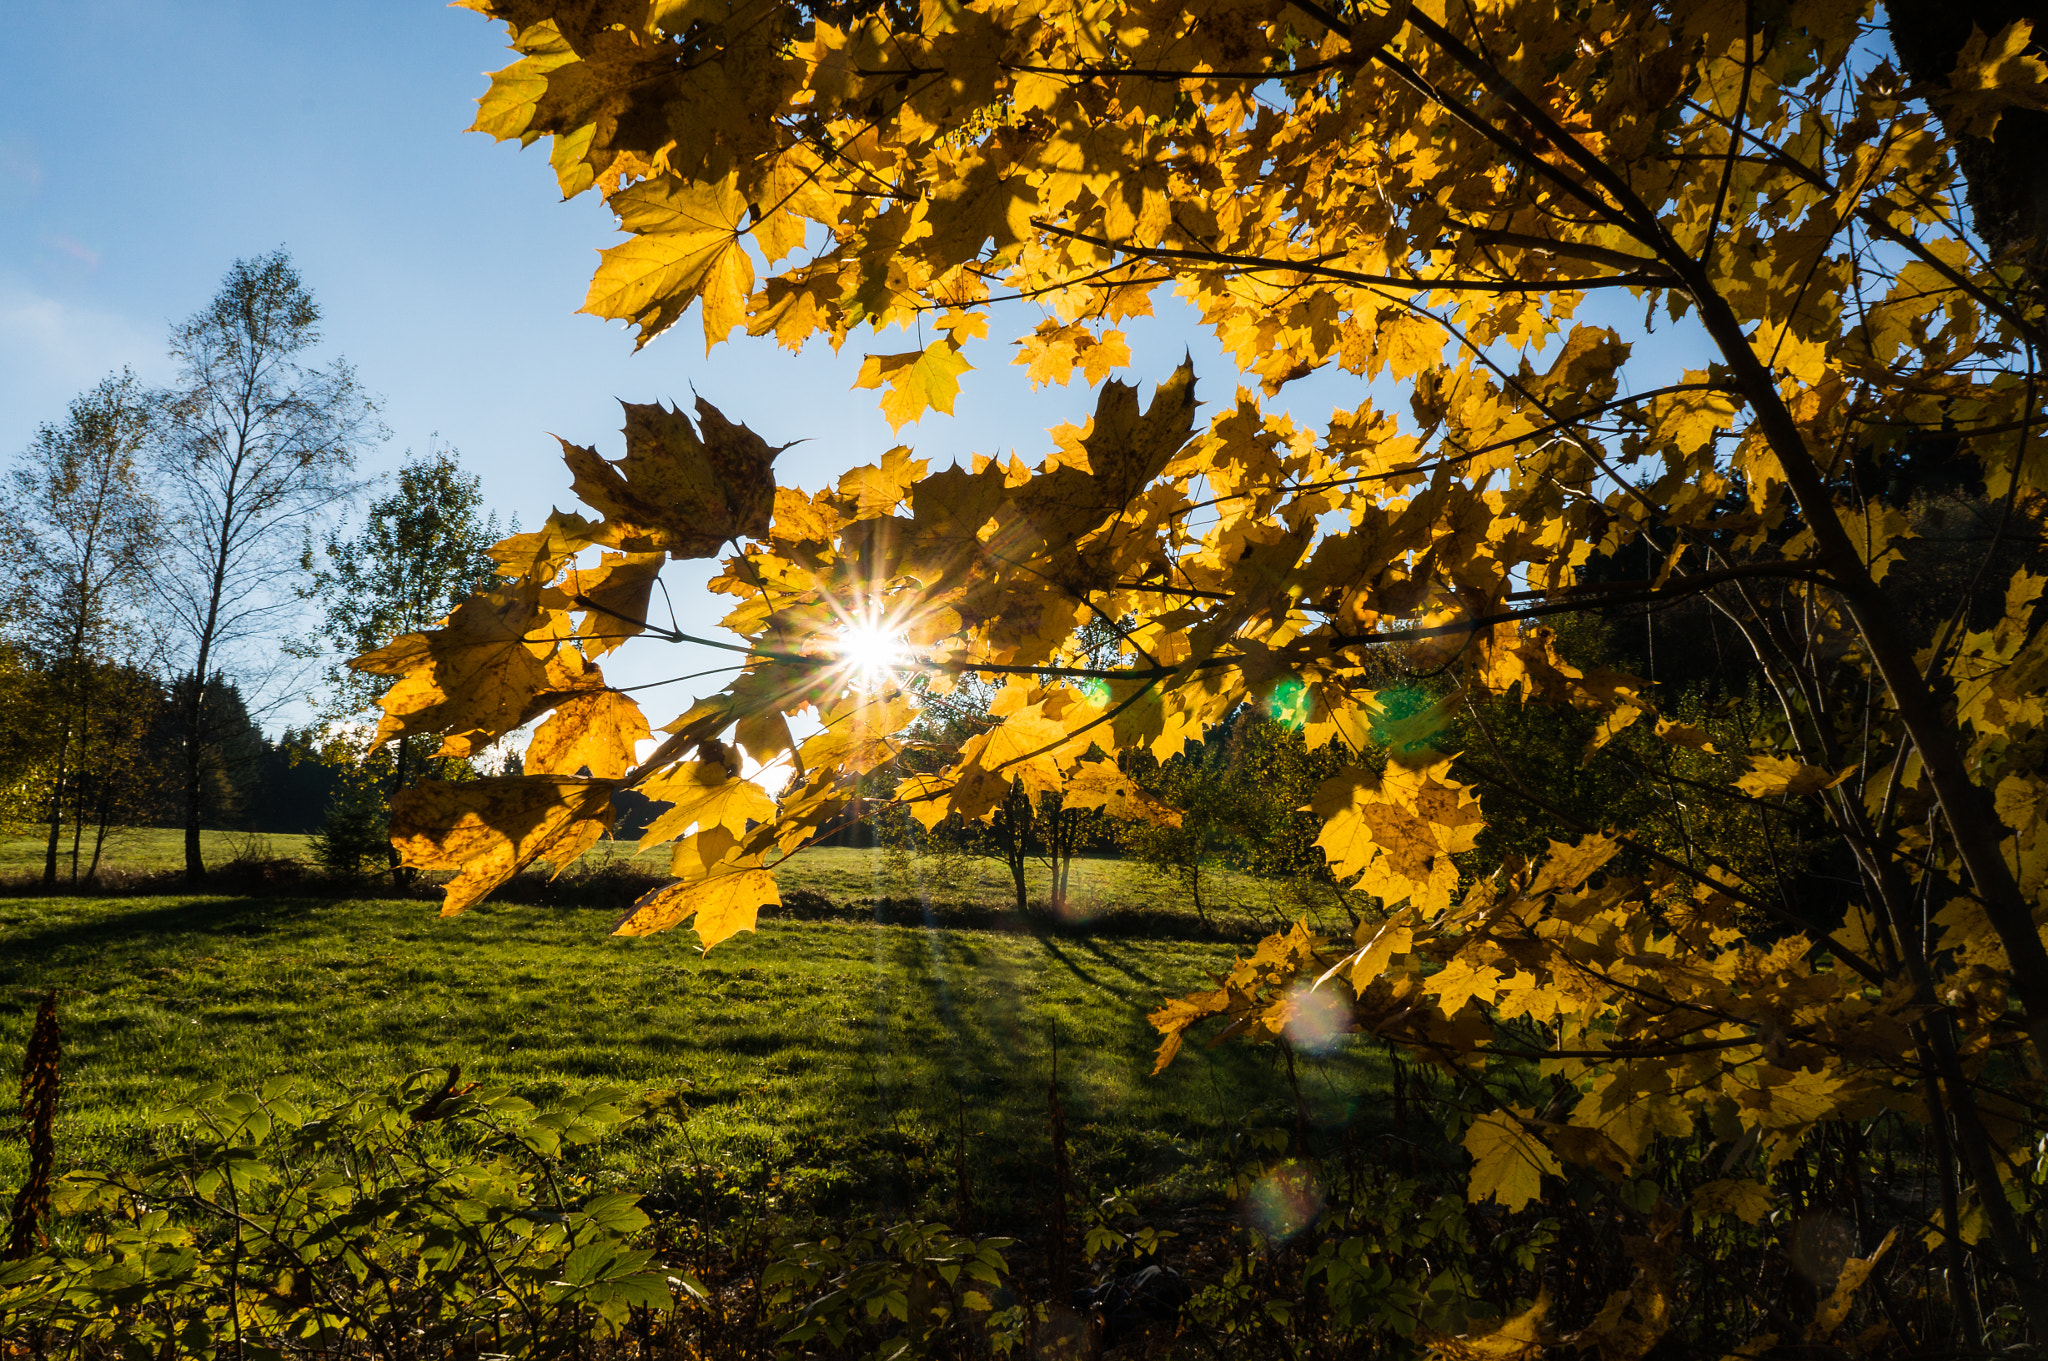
[2, 852, 1291, 946]
[0, 895, 334, 980]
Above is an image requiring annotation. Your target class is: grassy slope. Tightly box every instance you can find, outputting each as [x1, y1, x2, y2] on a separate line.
[0, 892, 1375, 1216]
[0, 828, 314, 877]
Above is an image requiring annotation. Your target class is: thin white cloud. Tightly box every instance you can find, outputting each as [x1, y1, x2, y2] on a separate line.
[0, 276, 164, 453]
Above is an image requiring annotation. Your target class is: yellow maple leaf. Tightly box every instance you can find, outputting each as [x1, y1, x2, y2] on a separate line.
[1530, 833, 1622, 894]
[613, 867, 780, 948]
[582, 174, 755, 350]
[637, 761, 778, 848]
[1061, 759, 1183, 826]
[837, 446, 931, 519]
[561, 397, 783, 560]
[354, 583, 581, 754]
[1735, 755, 1855, 799]
[1946, 20, 2048, 136]
[1648, 381, 1740, 455]
[1464, 1109, 1561, 1212]
[526, 690, 651, 779]
[1012, 320, 1132, 388]
[855, 338, 974, 430]
[391, 775, 616, 916]
[1427, 954, 1505, 1014]
[469, 22, 574, 142]
[1653, 718, 1716, 753]
[563, 551, 666, 657]
[1333, 908, 1415, 988]
[1313, 758, 1482, 913]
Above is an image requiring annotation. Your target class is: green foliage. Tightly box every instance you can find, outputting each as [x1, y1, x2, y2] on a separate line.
[303, 447, 503, 880]
[0, 645, 50, 835]
[1125, 708, 1349, 922]
[1186, 1170, 1497, 1352]
[0, 1070, 690, 1355]
[307, 446, 501, 724]
[764, 1221, 1018, 1358]
[308, 779, 392, 881]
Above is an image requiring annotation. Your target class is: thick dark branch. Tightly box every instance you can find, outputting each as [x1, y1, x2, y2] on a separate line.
[858, 57, 1353, 82]
[1486, 1035, 1761, 1061]
[1501, 558, 1826, 602]
[1321, 567, 1834, 650]
[1036, 222, 1667, 294]
[1467, 229, 1672, 276]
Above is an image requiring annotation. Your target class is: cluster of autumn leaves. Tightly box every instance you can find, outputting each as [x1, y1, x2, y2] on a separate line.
[360, 0, 2048, 1345]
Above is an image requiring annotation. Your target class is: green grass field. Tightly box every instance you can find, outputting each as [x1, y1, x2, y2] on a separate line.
[0, 827, 314, 878]
[2, 830, 1338, 926]
[0, 889, 1377, 1220]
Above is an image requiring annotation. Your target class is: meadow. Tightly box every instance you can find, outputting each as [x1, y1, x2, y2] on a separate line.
[0, 875, 1379, 1225]
[0, 828, 1336, 925]
[0, 827, 314, 878]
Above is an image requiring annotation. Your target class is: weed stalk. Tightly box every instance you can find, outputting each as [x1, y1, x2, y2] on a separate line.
[5, 989, 60, 1261]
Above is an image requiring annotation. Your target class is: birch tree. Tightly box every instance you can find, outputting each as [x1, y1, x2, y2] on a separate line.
[158, 250, 380, 881]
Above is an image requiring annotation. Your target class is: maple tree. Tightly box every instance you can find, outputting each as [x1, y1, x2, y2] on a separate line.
[369, 0, 2048, 1344]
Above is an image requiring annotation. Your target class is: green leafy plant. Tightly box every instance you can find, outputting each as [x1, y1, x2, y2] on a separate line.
[763, 1220, 1018, 1358]
[0, 1069, 694, 1357]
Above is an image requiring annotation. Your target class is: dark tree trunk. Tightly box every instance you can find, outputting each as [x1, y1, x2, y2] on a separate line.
[67, 774, 86, 886]
[389, 735, 416, 886]
[41, 726, 70, 892]
[1890, 1, 2048, 283]
[999, 779, 1032, 913]
[182, 671, 208, 883]
[1045, 801, 1078, 913]
[85, 779, 115, 887]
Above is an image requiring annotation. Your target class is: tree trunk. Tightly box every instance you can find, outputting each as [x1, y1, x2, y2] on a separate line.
[182, 669, 209, 883]
[67, 773, 86, 886]
[1047, 804, 1077, 913]
[1890, 1, 2048, 287]
[1001, 780, 1032, 913]
[40, 724, 70, 892]
[389, 735, 415, 886]
[85, 779, 115, 888]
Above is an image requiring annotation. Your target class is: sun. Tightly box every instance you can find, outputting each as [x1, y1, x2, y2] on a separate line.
[833, 618, 912, 688]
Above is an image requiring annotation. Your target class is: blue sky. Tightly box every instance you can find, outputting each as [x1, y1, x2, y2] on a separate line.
[2, 1, 1705, 732]
[0, 0, 1369, 725]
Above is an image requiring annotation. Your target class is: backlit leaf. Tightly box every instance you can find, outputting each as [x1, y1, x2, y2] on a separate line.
[614, 867, 780, 948]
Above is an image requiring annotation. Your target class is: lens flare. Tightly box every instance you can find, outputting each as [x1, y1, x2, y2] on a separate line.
[1281, 983, 1351, 1055]
[1267, 676, 1309, 730]
[1242, 1166, 1323, 1243]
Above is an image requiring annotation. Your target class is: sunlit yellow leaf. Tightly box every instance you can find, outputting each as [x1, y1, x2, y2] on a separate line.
[392, 776, 616, 916]
[613, 867, 780, 948]
[854, 339, 974, 430]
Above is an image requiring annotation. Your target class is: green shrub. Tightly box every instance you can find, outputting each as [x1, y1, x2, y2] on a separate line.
[0, 1070, 695, 1357]
[308, 784, 391, 880]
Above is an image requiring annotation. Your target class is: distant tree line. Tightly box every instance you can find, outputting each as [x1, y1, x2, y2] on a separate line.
[0, 250, 502, 887]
